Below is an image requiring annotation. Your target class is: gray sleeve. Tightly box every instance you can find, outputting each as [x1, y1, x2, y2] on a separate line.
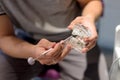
[0, 4, 5, 15]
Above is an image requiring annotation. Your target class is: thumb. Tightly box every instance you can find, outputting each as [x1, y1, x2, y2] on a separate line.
[37, 39, 56, 49]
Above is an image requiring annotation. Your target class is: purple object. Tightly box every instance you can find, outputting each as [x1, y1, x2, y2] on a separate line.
[44, 69, 60, 79]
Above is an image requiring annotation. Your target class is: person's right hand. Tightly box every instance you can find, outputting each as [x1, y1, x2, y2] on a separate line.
[34, 39, 71, 65]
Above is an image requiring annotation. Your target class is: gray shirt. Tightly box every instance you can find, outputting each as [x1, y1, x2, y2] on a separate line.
[0, 0, 81, 41]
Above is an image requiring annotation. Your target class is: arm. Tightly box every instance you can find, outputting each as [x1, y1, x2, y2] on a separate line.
[0, 15, 36, 59]
[68, 0, 103, 53]
[78, 0, 103, 22]
[0, 15, 71, 65]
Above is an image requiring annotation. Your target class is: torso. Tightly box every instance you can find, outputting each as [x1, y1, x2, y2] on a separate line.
[1, 0, 81, 41]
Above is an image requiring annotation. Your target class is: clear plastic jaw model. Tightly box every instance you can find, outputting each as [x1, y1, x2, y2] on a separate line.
[28, 23, 91, 65]
[64, 24, 91, 52]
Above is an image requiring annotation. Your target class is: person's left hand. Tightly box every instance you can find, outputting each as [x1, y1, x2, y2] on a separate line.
[68, 15, 98, 53]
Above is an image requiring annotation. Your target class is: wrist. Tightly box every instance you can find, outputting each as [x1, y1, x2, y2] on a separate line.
[32, 45, 46, 60]
[84, 14, 95, 22]
[29, 45, 37, 59]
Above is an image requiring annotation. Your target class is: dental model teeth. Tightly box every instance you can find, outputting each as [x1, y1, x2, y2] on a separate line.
[65, 24, 91, 52]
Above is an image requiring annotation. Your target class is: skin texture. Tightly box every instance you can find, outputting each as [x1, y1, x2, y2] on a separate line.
[0, 0, 103, 65]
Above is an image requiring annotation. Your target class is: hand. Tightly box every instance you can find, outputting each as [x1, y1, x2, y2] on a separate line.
[34, 39, 71, 65]
[68, 15, 98, 53]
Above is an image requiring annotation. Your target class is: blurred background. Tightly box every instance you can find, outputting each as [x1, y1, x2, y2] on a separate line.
[98, 0, 120, 70]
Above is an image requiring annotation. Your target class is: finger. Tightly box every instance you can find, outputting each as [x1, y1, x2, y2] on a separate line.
[46, 62, 56, 65]
[38, 39, 56, 49]
[40, 55, 61, 65]
[39, 58, 53, 65]
[53, 42, 65, 57]
[81, 47, 89, 53]
[45, 43, 64, 59]
[52, 41, 68, 60]
[82, 41, 95, 53]
[51, 49, 63, 63]
[51, 59, 57, 64]
[84, 35, 97, 43]
[68, 17, 83, 29]
[82, 40, 96, 53]
[57, 44, 71, 61]
[50, 40, 70, 62]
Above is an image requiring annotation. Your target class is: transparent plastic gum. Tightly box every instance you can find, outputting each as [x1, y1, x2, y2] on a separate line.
[64, 24, 91, 52]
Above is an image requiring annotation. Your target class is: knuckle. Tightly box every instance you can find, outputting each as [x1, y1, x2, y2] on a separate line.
[40, 38, 46, 41]
[76, 17, 80, 20]
[94, 35, 98, 40]
[40, 61, 44, 65]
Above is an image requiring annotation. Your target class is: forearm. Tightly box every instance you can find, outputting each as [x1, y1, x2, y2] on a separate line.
[81, 0, 103, 22]
[0, 35, 36, 59]
[0, 15, 36, 59]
